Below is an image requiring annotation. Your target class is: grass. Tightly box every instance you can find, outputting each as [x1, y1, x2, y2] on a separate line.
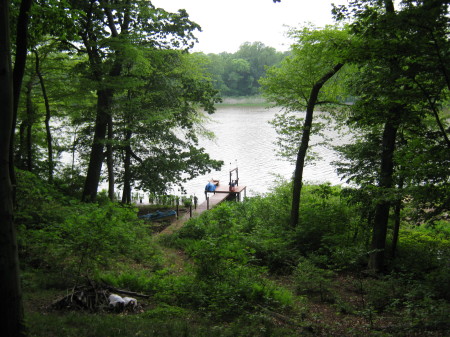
[26, 311, 206, 337]
[24, 270, 449, 336]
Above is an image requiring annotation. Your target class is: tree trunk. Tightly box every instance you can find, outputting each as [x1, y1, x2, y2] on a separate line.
[121, 130, 132, 204]
[10, 0, 32, 191]
[81, 89, 111, 201]
[391, 176, 403, 259]
[391, 199, 401, 259]
[290, 63, 343, 227]
[107, 114, 115, 200]
[0, 1, 26, 335]
[368, 118, 398, 271]
[25, 79, 34, 172]
[17, 121, 26, 169]
[80, 1, 127, 202]
[367, 0, 399, 271]
[35, 50, 54, 183]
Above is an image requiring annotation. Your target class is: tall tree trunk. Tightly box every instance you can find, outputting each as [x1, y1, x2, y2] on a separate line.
[10, 0, 32, 191]
[391, 176, 404, 259]
[17, 122, 26, 169]
[290, 63, 343, 227]
[368, 117, 398, 271]
[121, 130, 132, 204]
[107, 114, 115, 200]
[80, 1, 128, 202]
[367, 0, 399, 272]
[0, 1, 26, 335]
[81, 89, 111, 201]
[34, 50, 53, 183]
[25, 79, 34, 172]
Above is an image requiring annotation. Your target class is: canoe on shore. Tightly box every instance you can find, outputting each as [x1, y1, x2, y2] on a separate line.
[139, 210, 176, 221]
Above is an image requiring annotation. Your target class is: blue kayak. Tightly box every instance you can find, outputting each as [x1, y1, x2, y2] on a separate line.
[139, 210, 176, 220]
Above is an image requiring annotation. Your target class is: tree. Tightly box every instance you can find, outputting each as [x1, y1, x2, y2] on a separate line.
[112, 50, 223, 202]
[0, 1, 26, 335]
[9, 0, 32, 190]
[333, 0, 450, 271]
[70, 0, 204, 201]
[260, 25, 348, 227]
[34, 47, 54, 183]
[204, 42, 286, 97]
[235, 41, 285, 94]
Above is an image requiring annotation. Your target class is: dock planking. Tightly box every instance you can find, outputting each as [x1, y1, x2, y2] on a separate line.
[161, 167, 246, 233]
[195, 184, 247, 214]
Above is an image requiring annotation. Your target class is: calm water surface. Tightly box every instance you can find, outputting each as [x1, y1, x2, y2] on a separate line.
[180, 106, 348, 202]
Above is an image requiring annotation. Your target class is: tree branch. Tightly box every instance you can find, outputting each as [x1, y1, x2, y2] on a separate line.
[101, 0, 119, 37]
[130, 149, 143, 164]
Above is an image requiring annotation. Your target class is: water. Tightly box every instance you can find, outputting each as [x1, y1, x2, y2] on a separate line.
[179, 106, 348, 203]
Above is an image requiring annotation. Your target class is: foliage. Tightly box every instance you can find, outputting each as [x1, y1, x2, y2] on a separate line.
[29, 201, 156, 283]
[18, 176, 450, 335]
[204, 41, 287, 97]
[393, 225, 450, 279]
[260, 25, 351, 160]
[16, 171, 160, 284]
[326, 0, 450, 271]
[15, 169, 70, 229]
[294, 257, 335, 302]
[111, 49, 223, 197]
[11, 0, 225, 202]
[168, 202, 296, 318]
[261, 25, 349, 111]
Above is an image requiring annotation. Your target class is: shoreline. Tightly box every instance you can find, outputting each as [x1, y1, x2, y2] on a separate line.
[215, 95, 273, 107]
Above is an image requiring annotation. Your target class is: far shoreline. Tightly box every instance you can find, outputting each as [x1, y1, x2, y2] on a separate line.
[215, 95, 273, 107]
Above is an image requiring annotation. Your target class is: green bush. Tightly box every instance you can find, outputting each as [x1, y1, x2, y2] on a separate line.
[25, 201, 157, 283]
[294, 185, 355, 256]
[15, 169, 70, 230]
[143, 304, 189, 320]
[100, 269, 155, 293]
[393, 226, 450, 276]
[167, 201, 295, 319]
[293, 258, 335, 302]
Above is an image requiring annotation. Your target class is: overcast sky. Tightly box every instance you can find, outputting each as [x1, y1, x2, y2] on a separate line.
[151, 0, 348, 54]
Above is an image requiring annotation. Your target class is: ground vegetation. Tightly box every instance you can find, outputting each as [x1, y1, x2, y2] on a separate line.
[18, 172, 450, 336]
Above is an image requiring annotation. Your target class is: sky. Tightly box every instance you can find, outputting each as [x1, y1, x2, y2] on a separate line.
[151, 0, 348, 54]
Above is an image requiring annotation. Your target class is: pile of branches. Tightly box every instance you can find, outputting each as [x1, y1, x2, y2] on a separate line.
[50, 280, 149, 313]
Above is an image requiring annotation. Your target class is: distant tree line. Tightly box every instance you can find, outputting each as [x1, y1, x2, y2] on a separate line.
[203, 41, 288, 97]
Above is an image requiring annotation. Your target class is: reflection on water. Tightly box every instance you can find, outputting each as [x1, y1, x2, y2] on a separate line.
[180, 106, 347, 202]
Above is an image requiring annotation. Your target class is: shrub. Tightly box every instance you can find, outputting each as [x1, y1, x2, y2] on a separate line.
[26, 201, 157, 283]
[393, 226, 450, 276]
[167, 201, 296, 319]
[294, 258, 335, 302]
[294, 186, 354, 256]
[15, 169, 70, 230]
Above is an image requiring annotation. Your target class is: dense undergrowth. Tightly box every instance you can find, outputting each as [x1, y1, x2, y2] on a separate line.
[17, 170, 450, 336]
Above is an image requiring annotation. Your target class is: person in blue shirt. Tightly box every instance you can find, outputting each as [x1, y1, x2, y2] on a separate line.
[205, 181, 216, 198]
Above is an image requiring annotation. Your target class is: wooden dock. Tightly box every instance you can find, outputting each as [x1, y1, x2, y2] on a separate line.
[158, 184, 246, 235]
[195, 184, 247, 215]
[157, 167, 246, 235]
